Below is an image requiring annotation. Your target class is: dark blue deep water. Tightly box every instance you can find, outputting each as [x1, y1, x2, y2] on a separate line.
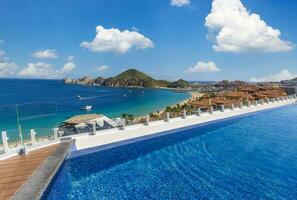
[0, 79, 188, 141]
[45, 105, 297, 200]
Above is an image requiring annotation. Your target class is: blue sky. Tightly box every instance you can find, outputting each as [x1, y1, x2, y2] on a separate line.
[0, 0, 296, 81]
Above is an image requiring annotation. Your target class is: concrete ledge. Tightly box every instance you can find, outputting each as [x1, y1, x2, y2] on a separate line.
[11, 140, 74, 200]
[72, 99, 296, 151]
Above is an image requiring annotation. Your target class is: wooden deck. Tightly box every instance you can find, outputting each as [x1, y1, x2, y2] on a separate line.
[0, 144, 60, 200]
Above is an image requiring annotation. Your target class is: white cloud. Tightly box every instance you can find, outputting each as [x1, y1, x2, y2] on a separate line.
[19, 62, 55, 78]
[67, 56, 75, 62]
[95, 65, 109, 72]
[32, 49, 58, 59]
[18, 62, 76, 78]
[80, 25, 154, 54]
[61, 62, 76, 73]
[205, 0, 294, 52]
[0, 62, 18, 76]
[186, 61, 221, 73]
[170, 0, 190, 7]
[250, 69, 297, 82]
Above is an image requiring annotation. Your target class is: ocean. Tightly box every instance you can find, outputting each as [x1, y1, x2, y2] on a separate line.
[0, 79, 189, 142]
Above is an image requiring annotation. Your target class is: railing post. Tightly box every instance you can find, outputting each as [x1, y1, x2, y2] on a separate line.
[2, 131, 9, 153]
[221, 105, 224, 112]
[231, 103, 234, 110]
[91, 121, 96, 135]
[209, 106, 213, 114]
[254, 100, 258, 106]
[165, 112, 170, 122]
[121, 119, 125, 130]
[196, 108, 201, 116]
[54, 128, 58, 140]
[145, 115, 150, 126]
[182, 109, 186, 119]
[30, 129, 36, 145]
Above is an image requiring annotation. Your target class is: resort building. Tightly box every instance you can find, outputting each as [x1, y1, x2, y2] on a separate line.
[188, 86, 286, 110]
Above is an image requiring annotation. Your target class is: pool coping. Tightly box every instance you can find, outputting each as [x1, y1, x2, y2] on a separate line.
[68, 100, 295, 158]
[68, 102, 296, 159]
[11, 140, 75, 200]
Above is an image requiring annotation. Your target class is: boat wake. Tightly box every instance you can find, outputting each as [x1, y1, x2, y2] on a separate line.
[77, 94, 110, 100]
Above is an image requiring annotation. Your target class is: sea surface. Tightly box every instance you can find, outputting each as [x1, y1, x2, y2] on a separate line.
[0, 79, 189, 142]
[45, 104, 297, 200]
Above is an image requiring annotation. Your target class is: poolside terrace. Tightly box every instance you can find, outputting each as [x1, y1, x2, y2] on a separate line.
[0, 144, 60, 200]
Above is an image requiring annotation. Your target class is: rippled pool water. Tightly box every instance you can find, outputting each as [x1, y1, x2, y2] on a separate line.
[44, 105, 297, 200]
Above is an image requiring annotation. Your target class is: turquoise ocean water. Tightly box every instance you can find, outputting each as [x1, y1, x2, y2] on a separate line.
[0, 79, 189, 142]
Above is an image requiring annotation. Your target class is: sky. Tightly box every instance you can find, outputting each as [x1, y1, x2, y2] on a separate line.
[0, 0, 297, 82]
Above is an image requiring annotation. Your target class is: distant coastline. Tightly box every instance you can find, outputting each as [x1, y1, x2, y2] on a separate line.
[64, 68, 193, 90]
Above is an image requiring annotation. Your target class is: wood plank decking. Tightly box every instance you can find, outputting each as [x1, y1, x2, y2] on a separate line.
[0, 144, 60, 200]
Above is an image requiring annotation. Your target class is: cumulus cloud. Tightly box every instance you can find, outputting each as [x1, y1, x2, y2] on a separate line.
[32, 49, 58, 59]
[19, 62, 55, 78]
[19, 62, 76, 78]
[205, 0, 294, 52]
[80, 25, 154, 54]
[0, 62, 18, 76]
[186, 61, 221, 73]
[250, 69, 297, 82]
[95, 65, 109, 72]
[61, 62, 76, 73]
[170, 0, 190, 7]
[67, 56, 75, 62]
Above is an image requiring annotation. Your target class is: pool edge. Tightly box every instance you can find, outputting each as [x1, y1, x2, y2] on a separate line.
[11, 140, 75, 200]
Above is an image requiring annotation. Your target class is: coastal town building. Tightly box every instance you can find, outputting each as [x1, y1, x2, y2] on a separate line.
[188, 86, 286, 110]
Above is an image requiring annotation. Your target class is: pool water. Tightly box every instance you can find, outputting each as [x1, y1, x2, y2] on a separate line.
[44, 105, 297, 200]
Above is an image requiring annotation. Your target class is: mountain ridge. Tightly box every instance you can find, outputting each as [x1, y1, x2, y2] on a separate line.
[63, 69, 191, 89]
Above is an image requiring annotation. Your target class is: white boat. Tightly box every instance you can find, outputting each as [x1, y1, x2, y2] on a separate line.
[77, 95, 82, 100]
[81, 105, 92, 111]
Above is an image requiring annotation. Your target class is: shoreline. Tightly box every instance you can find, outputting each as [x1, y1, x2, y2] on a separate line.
[150, 91, 202, 115]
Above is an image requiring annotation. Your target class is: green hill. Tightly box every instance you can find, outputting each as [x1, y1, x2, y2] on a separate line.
[104, 69, 161, 88]
[168, 79, 191, 88]
[64, 68, 193, 89]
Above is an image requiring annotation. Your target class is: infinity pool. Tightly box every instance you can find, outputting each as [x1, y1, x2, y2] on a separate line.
[44, 105, 297, 200]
